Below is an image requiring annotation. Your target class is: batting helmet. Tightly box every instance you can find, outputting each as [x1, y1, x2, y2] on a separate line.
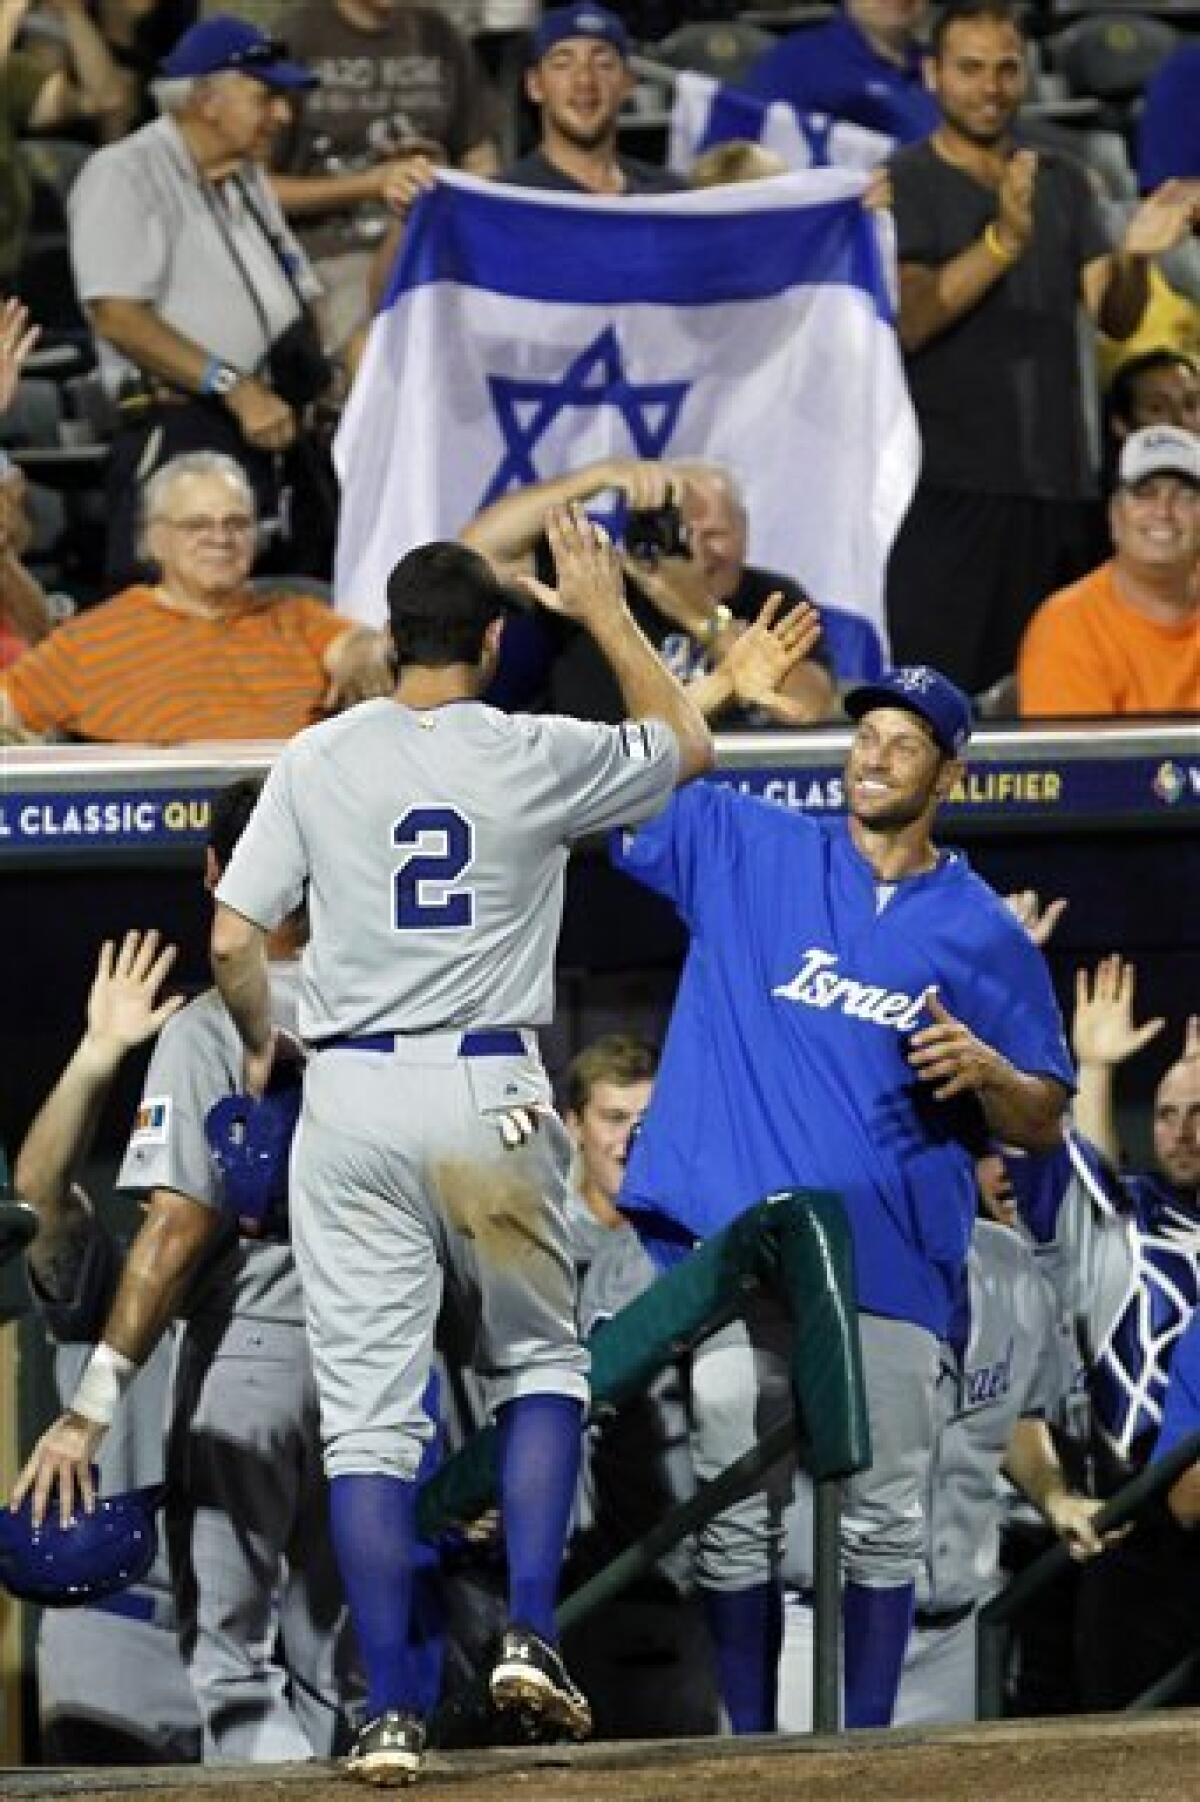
[204, 1083, 301, 1237]
[0, 1482, 162, 1607]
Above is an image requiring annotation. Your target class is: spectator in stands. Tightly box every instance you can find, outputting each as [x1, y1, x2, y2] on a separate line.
[0, 295, 51, 664]
[1017, 425, 1199, 719]
[1100, 349, 1200, 492]
[461, 455, 835, 724]
[745, 1, 937, 146]
[885, 0, 1200, 699]
[688, 140, 788, 189]
[1138, 43, 1200, 192]
[272, 0, 498, 350]
[94, 1, 200, 134]
[68, 15, 329, 588]
[0, 449, 53, 665]
[1107, 350, 1200, 446]
[0, 0, 126, 280]
[502, 3, 683, 195]
[0, 450, 388, 742]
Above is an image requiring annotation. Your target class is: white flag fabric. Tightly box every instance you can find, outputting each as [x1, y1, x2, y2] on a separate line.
[334, 170, 918, 676]
[668, 69, 895, 178]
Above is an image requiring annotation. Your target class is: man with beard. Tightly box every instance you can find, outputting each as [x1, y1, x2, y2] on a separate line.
[501, 4, 682, 195]
[885, 0, 1200, 697]
[610, 662, 1074, 1732]
[1008, 974, 1200, 1709]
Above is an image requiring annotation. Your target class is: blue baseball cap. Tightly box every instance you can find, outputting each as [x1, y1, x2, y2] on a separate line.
[530, 4, 630, 62]
[845, 665, 973, 756]
[161, 16, 318, 91]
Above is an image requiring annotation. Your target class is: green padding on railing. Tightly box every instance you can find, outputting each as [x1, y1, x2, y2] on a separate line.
[768, 1188, 872, 1480]
[416, 1188, 868, 1541]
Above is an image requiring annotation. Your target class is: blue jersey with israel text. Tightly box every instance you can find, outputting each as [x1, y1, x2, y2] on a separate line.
[1154, 1309, 1200, 1461]
[611, 787, 1074, 1338]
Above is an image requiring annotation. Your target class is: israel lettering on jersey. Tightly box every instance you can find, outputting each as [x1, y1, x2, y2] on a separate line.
[333, 171, 918, 677]
[668, 69, 895, 178]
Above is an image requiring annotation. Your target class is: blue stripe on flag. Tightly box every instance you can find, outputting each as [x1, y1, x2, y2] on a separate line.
[382, 179, 893, 321]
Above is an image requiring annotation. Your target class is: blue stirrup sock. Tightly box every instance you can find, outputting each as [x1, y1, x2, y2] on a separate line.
[701, 1580, 783, 1733]
[495, 1392, 585, 1642]
[329, 1472, 422, 1719]
[842, 1578, 915, 1728]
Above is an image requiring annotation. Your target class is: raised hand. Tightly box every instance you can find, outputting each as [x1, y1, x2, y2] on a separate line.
[1121, 179, 1200, 260]
[994, 148, 1037, 258]
[519, 503, 626, 625]
[0, 297, 39, 415]
[84, 929, 184, 1065]
[1072, 956, 1165, 1070]
[721, 593, 822, 724]
[1004, 889, 1068, 950]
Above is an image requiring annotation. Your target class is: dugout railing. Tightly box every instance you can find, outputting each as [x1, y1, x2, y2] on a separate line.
[417, 1187, 870, 1737]
[976, 1427, 1200, 1721]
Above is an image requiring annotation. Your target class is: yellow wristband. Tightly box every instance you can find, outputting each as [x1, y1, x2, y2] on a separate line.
[983, 223, 1018, 266]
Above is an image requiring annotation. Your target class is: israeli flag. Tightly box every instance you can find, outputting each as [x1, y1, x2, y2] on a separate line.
[668, 69, 894, 178]
[334, 171, 918, 675]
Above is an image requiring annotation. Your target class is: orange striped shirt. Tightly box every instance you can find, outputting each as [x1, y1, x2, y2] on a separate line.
[1, 586, 350, 743]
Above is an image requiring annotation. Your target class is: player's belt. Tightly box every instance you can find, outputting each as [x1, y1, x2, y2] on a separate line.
[913, 1600, 976, 1632]
[312, 1029, 528, 1058]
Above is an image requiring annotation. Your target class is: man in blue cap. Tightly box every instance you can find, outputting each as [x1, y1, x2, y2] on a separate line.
[68, 14, 326, 587]
[610, 662, 1075, 1735]
[502, 3, 682, 194]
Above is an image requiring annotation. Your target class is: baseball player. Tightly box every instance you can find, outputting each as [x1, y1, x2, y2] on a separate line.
[208, 511, 712, 1785]
[1156, 1309, 1200, 1528]
[14, 785, 357, 1762]
[559, 1034, 718, 1741]
[13, 931, 201, 1764]
[1006, 977, 1200, 1709]
[610, 664, 1074, 1732]
[777, 1216, 1104, 1729]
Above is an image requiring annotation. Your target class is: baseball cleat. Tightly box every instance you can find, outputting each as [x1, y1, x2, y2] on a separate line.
[345, 1710, 426, 1786]
[489, 1623, 593, 1739]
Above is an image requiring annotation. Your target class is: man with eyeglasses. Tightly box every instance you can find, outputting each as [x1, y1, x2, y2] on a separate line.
[67, 15, 329, 589]
[0, 451, 388, 743]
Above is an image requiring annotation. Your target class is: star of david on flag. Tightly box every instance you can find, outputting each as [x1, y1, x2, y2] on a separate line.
[333, 170, 919, 676]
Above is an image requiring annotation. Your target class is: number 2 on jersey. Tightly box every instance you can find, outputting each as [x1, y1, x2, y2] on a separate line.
[392, 806, 475, 930]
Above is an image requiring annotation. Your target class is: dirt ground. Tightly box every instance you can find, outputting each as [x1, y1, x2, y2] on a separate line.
[3, 1713, 1198, 1802]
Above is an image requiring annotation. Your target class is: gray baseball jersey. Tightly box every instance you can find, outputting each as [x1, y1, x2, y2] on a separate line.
[115, 966, 354, 1760]
[117, 968, 304, 1325]
[215, 699, 679, 1038]
[777, 1221, 1069, 1731]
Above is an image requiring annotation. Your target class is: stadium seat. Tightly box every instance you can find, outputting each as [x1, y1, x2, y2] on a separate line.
[1046, 13, 1177, 106]
[656, 21, 776, 83]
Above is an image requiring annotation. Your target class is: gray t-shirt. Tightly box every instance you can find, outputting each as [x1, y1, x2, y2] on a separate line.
[117, 968, 304, 1326]
[69, 114, 321, 396]
[890, 139, 1110, 500]
[216, 698, 679, 1040]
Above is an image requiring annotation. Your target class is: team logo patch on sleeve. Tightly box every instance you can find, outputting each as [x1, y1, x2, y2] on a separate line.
[130, 1097, 171, 1146]
[618, 722, 654, 762]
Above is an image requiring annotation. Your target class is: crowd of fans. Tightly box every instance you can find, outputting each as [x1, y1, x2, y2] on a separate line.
[0, 0, 1193, 734]
[0, 0, 1197, 1778]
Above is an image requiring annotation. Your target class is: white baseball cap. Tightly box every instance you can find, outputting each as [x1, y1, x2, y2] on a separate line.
[1118, 425, 1200, 489]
